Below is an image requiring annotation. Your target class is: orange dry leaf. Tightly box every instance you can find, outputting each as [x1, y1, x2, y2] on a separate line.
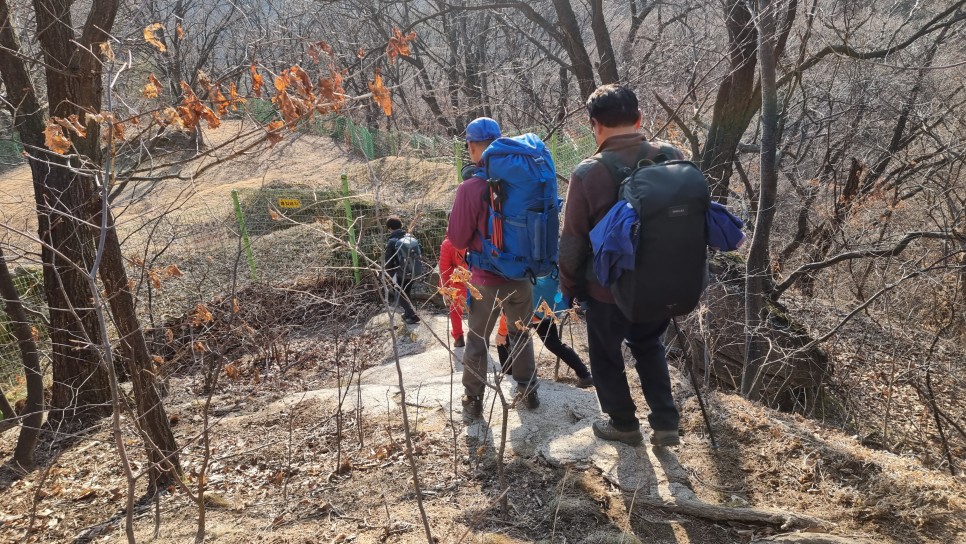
[99, 42, 115, 62]
[268, 207, 280, 221]
[176, 23, 184, 40]
[232, 298, 240, 314]
[265, 120, 284, 146]
[148, 269, 162, 289]
[273, 75, 287, 93]
[225, 361, 242, 381]
[287, 66, 312, 95]
[177, 81, 220, 129]
[317, 71, 344, 112]
[228, 82, 245, 110]
[161, 106, 185, 129]
[210, 84, 229, 116]
[450, 266, 471, 284]
[190, 303, 213, 326]
[165, 264, 183, 278]
[250, 63, 264, 97]
[143, 73, 162, 98]
[30, 326, 40, 342]
[54, 115, 87, 137]
[386, 27, 416, 63]
[357, 47, 366, 59]
[537, 300, 559, 324]
[514, 319, 527, 332]
[466, 282, 482, 300]
[44, 122, 71, 154]
[438, 286, 467, 311]
[368, 68, 392, 116]
[193, 341, 207, 352]
[144, 23, 166, 52]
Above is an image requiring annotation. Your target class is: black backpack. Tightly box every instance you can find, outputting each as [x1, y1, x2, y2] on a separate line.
[594, 147, 710, 322]
[393, 233, 423, 283]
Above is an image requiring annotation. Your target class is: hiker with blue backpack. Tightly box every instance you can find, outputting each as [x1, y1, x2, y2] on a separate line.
[447, 117, 560, 421]
[495, 274, 594, 389]
[384, 215, 422, 325]
[559, 84, 704, 448]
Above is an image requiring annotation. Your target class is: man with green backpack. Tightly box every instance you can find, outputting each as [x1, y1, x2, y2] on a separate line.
[559, 84, 711, 447]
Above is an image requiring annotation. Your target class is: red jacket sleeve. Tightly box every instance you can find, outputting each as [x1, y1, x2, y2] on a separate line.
[439, 238, 454, 285]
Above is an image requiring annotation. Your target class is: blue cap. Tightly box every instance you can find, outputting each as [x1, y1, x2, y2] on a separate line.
[465, 117, 501, 142]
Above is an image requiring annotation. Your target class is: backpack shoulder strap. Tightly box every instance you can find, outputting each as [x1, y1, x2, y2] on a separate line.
[592, 143, 656, 185]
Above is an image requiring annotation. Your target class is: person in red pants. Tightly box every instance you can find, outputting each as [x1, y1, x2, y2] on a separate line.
[438, 235, 467, 347]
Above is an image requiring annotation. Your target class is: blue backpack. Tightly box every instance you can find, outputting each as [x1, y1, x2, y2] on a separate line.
[532, 274, 565, 319]
[466, 134, 559, 280]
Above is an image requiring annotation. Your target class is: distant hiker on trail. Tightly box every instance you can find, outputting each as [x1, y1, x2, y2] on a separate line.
[384, 215, 422, 325]
[559, 84, 690, 447]
[448, 116, 559, 420]
[438, 234, 467, 347]
[496, 274, 593, 389]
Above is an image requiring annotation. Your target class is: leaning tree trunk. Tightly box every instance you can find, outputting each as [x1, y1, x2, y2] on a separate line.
[98, 210, 183, 487]
[0, 246, 45, 469]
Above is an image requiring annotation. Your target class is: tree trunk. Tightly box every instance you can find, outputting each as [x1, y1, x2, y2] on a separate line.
[97, 211, 183, 487]
[590, 0, 619, 85]
[30, 0, 119, 423]
[699, 0, 760, 202]
[0, 247, 44, 469]
[742, 0, 779, 400]
[34, 162, 113, 422]
[550, 0, 598, 99]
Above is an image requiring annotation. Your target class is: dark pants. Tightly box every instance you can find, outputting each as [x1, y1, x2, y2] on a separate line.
[585, 298, 679, 432]
[392, 278, 417, 319]
[498, 318, 590, 379]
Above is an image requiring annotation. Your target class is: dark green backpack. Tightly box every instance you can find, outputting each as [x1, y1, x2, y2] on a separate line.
[594, 148, 710, 322]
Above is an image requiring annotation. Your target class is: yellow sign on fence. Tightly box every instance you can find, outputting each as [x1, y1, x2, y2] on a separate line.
[277, 198, 301, 209]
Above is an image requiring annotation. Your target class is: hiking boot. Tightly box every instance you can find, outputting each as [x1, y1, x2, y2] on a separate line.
[404, 314, 421, 325]
[453, 335, 465, 348]
[461, 395, 483, 421]
[522, 389, 540, 409]
[650, 429, 681, 447]
[592, 419, 643, 445]
[576, 375, 594, 389]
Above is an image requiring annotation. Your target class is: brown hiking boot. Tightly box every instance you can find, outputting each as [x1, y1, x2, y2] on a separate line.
[576, 375, 594, 389]
[453, 335, 465, 348]
[650, 429, 681, 447]
[592, 419, 643, 445]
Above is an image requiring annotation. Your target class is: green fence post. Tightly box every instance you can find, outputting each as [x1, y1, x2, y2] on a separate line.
[341, 173, 362, 285]
[454, 139, 463, 184]
[231, 190, 258, 281]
